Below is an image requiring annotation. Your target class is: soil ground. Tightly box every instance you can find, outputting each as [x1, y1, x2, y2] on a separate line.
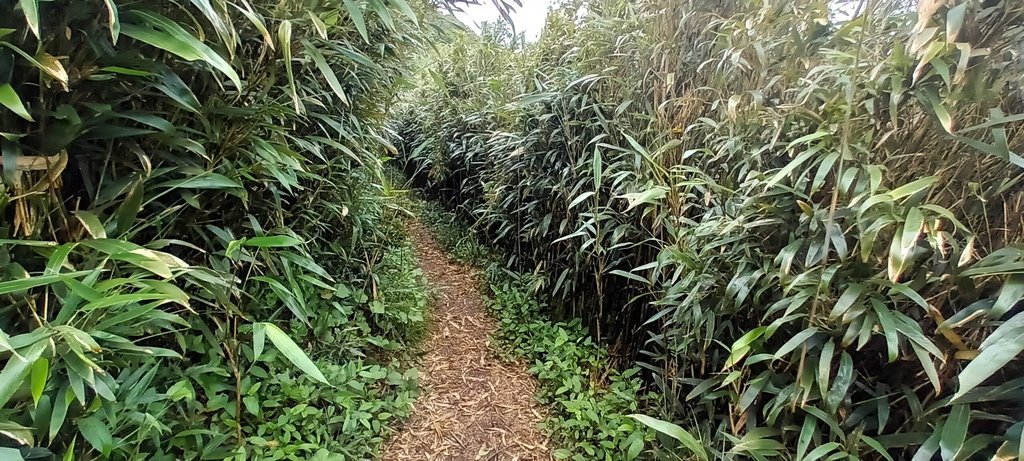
[381, 222, 552, 461]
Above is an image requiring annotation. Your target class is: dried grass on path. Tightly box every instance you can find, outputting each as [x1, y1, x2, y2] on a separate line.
[381, 222, 551, 461]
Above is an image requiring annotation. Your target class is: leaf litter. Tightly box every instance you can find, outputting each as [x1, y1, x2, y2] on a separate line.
[382, 221, 551, 461]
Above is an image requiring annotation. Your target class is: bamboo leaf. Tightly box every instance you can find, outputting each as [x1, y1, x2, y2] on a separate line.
[121, 11, 241, 89]
[568, 191, 595, 210]
[765, 148, 818, 189]
[260, 322, 329, 384]
[888, 176, 938, 200]
[343, 0, 369, 43]
[0, 342, 46, 409]
[242, 235, 303, 248]
[303, 41, 349, 106]
[825, 352, 853, 412]
[74, 211, 107, 239]
[629, 414, 707, 461]
[0, 83, 32, 121]
[252, 323, 265, 361]
[389, 0, 418, 23]
[940, 404, 969, 460]
[20, 0, 39, 38]
[78, 416, 113, 456]
[773, 328, 818, 360]
[30, 357, 47, 406]
[802, 442, 840, 461]
[278, 20, 302, 113]
[953, 312, 1024, 399]
[860, 435, 895, 461]
[991, 274, 1024, 318]
[817, 340, 834, 398]
[232, 0, 273, 50]
[102, 0, 120, 42]
[0, 271, 93, 296]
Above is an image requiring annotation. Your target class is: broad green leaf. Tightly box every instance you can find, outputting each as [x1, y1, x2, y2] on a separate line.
[190, 0, 235, 53]
[954, 311, 1024, 399]
[860, 434, 895, 461]
[343, 0, 369, 43]
[74, 211, 107, 239]
[825, 352, 853, 412]
[991, 274, 1024, 318]
[156, 173, 242, 191]
[30, 357, 47, 406]
[0, 271, 92, 296]
[252, 323, 265, 361]
[817, 340, 834, 398]
[609, 269, 650, 285]
[569, 191, 595, 209]
[940, 404, 969, 460]
[796, 414, 816, 460]
[121, 11, 241, 89]
[912, 428, 941, 461]
[628, 414, 707, 461]
[0, 83, 32, 121]
[619, 186, 669, 211]
[888, 176, 938, 200]
[154, 70, 202, 113]
[115, 179, 144, 237]
[802, 442, 840, 461]
[913, 342, 942, 394]
[303, 41, 349, 106]
[260, 323, 328, 384]
[787, 131, 830, 149]
[243, 235, 303, 248]
[307, 11, 328, 39]
[765, 148, 818, 189]
[20, 0, 39, 38]
[773, 328, 818, 360]
[925, 88, 954, 133]
[872, 300, 900, 362]
[49, 387, 74, 442]
[890, 207, 924, 282]
[0, 342, 46, 409]
[829, 284, 863, 319]
[389, 0, 418, 23]
[231, 0, 273, 50]
[78, 416, 113, 456]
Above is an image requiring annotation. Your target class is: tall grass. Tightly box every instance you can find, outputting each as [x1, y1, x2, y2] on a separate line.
[398, 0, 1024, 458]
[0, 0, 500, 458]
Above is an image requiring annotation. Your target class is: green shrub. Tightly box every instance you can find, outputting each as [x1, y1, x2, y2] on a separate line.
[397, 0, 1024, 458]
[485, 269, 652, 461]
[0, 0, 442, 458]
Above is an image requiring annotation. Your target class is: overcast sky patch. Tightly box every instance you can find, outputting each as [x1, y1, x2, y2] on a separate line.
[454, 1, 553, 42]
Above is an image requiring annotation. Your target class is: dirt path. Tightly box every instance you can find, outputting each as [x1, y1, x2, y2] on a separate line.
[381, 222, 551, 461]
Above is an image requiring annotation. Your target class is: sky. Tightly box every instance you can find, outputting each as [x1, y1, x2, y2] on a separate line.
[453, 0, 555, 42]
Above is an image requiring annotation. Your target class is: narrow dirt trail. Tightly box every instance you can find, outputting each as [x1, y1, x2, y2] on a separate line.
[381, 222, 551, 461]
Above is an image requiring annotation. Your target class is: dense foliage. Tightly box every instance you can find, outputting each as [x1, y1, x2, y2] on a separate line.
[398, 0, 1024, 459]
[0, 0, 451, 459]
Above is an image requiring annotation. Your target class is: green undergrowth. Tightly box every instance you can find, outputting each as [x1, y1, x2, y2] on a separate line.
[419, 201, 654, 461]
[227, 228, 428, 460]
[419, 202, 494, 264]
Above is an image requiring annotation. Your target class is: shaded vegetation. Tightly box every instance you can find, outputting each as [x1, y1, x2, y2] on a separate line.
[0, 0, 479, 458]
[397, 0, 1024, 458]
